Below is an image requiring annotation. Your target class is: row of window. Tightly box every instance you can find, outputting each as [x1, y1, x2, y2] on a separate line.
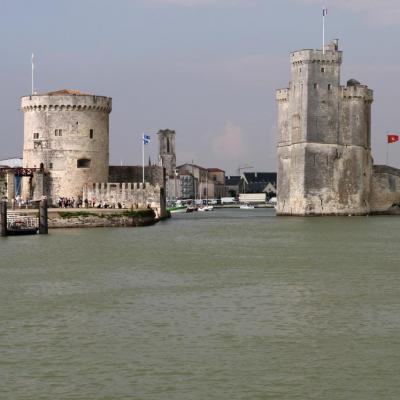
[298, 67, 327, 74]
[35, 159, 91, 170]
[292, 83, 332, 92]
[313, 83, 332, 90]
[33, 129, 94, 139]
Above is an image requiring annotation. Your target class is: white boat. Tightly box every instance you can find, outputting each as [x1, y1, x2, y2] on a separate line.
[240, 203, 255, 209]
[198, 205, 214, 212]
[167, 204, 187, 213]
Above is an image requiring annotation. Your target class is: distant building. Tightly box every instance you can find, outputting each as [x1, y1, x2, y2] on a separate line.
[177, 163, 207, 200]
[225, 175, 240, 197]
[207, 168, 225, 199]
[179, 172, 196, 200]
[240, 172, 277, 199]
[0, 157, 23, 198]
[176, 163, 225, 200]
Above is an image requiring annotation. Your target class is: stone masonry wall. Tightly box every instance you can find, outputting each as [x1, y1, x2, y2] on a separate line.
[108, 165, 165, 187]
[370, 165, 400, 214]
[83, 182, 166, 218]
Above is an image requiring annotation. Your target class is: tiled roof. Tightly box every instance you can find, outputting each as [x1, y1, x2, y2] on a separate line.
[207, 168, 225, 173]
[225, 175, 241, 185]
[45, 89, 92, 96]
[243, 172, 277, 183]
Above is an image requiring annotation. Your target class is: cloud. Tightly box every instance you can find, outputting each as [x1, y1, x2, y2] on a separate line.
[212, 121, 249, 163]
[148, 0, 243, 5]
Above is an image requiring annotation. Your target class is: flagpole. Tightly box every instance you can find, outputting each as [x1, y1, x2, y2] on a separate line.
[31, 53, 34, 94]
[322, 9, 326, 54]
[142, 135, 145, 184]
[386, 132, 389, 165]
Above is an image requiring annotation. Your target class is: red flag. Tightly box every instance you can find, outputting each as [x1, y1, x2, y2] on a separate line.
[388, 134, 399, 143]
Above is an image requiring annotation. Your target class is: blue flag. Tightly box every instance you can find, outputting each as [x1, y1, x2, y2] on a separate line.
[143, 134, 150, 145]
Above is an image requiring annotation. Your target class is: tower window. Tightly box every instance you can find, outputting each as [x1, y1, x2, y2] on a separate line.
[33, 132, 39, 139]
[314, 83, 318, 89]
[55, 129, 62, 136]
[90, 129, 93, 139]
[77, 158, 91, 168]
[328, 84, 331, 90]
[167, 138, 170, 153]
[321, 67, 325, 73]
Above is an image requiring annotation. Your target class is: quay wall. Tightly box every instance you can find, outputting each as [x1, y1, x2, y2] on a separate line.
[48, 209, 157, 228]
[83, 182, 167, 218]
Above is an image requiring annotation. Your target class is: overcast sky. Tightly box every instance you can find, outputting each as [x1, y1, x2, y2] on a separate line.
[2, 0, 400, 174]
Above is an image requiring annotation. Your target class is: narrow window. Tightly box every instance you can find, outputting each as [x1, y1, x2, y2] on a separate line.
[59, 129, 62, 136]
[33, 132, 39, 139]
[77, 158, 91, 168]
[89, 129, 93, 139]
[328, 84, 331, 91]
[314, 83, 318, 89]
[55, 129, 58, 136]
[49, 163, 53, 169]
[167, 138, 170, 153]
[321, 67, 325, 73]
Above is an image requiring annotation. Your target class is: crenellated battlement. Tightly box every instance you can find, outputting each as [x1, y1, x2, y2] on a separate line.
[341, 86, 373, 103]
[21, 93, 112, 113]
[82, 182, 165, 217]
[291, 40, 342, 66]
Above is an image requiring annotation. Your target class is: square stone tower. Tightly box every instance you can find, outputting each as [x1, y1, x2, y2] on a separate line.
[276, 40, 373, 215]
[157, 129, 176, 177]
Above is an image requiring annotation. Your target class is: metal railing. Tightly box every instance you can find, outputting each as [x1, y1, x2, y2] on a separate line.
[6, 211, 38, 229]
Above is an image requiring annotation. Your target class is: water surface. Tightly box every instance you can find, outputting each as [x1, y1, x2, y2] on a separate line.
[1, 209, 400, 399]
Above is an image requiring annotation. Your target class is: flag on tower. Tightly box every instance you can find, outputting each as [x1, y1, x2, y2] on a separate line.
[323, 8, 328, 16]
[143, 134, 150, 145]
[388, 134, 399, 143]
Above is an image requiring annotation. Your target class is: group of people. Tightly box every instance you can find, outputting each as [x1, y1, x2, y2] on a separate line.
[56, 197, 83, 208]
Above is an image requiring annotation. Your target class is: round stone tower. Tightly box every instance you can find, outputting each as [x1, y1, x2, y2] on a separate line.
[21, 89, 112, 202]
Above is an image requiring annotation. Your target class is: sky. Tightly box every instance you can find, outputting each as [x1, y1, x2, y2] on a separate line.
[2, 0, 400, 175]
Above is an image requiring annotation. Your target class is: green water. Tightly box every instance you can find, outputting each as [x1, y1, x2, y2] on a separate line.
[1, 209, 400, 399]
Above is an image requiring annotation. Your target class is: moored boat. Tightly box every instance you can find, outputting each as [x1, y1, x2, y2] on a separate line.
[198, 205, 214, 212]
[240, 203, 255, 209]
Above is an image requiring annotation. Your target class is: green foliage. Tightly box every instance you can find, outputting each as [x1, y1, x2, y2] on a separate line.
[122, 209, 155, 218]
